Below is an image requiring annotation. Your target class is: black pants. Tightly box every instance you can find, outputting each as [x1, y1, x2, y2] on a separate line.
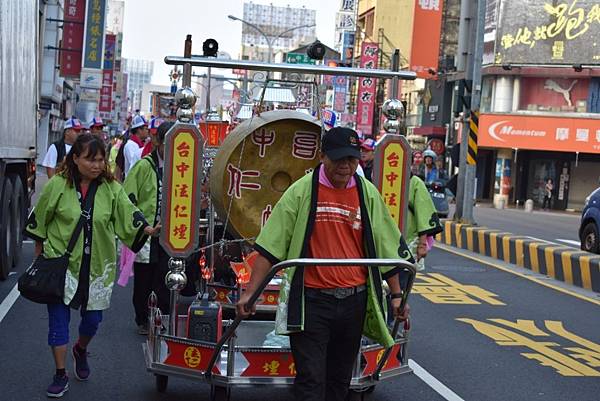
[289, 289, 367, 401]
[542, 195, 552, 209]
[132, 247, 170, 326]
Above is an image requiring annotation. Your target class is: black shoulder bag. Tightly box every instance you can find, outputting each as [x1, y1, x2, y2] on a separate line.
[18, 181, 98, 304]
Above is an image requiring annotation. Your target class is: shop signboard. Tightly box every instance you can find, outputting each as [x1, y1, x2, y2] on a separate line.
[409, 0, 444, 79]
[479, 113, 600, 154]
[82, 0, 107, 70]
[60, 0, 86, 78]
[160, 123, 204, 258]
[492, 0, 600, 65]
[356, 42, 379, 136]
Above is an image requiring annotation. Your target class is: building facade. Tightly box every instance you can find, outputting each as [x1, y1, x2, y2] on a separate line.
[240, 2, 316, 62]
[475, 0, 600, 211]
[124, 58, 154, 112]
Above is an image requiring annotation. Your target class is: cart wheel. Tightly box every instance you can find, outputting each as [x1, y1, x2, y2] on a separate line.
[210, 385, 231, 401]
[345, 390, 365, 401]
[365, 385, 376, 394]
[155, 374, 168, 393]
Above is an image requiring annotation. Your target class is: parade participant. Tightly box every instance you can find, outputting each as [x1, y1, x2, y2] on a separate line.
[42, 117, 83, 178]
[115, 115, 148, 180]
[236, 127, 412, 401]
[359, 137, 376, 181]
[406, 174, 443, 270]
[141, 117, 163, 157]
[123, 121, 173, 335]
[25, 134, 159, 398]
[419, 149, 439, 184]
[88, 117, 105, 139]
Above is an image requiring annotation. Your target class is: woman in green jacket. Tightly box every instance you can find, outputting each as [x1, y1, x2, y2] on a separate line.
[406, 175, 444, 270]
[25, 134, 159, 398]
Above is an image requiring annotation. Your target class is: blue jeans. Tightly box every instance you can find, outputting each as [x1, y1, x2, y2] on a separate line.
[47, 304, 103, 347]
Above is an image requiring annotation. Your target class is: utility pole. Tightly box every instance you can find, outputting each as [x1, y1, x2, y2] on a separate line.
[454, 0, 485, 223]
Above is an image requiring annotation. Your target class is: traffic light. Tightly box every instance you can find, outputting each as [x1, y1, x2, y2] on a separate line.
[307, 40, 326, 60]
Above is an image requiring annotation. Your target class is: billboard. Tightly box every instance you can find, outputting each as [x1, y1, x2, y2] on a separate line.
[60, 0, 86, 77]
[83, 0, 107, 70]
[356, 42, 379, 136]
[409, 0, 444, 79]
[479, 113, 600, 154]
[492, 0, 600, 65]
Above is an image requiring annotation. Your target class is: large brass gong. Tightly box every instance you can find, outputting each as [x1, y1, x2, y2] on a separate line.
[210, 111, 321, 240]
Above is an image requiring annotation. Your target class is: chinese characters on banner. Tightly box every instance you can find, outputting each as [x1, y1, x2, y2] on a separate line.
[161, 127, 202, 257]
[83, 0, 107, 69]
[373, 135, 411, 234]
[380, 143, 404, 225]
[99, 34, 115, 116]
[409, 0, 444, 79]
[199, 121, 229, 147]
[356, 42, 379, 136]
[60, 0, 86, 77]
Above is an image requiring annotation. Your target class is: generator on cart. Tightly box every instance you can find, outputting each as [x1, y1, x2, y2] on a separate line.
[142, 36, 418, 401]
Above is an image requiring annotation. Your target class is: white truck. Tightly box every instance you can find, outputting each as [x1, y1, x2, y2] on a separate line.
[0, 0, 39, 279]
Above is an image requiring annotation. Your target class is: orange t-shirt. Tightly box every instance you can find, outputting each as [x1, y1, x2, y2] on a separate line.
[304, 184, 367, 289]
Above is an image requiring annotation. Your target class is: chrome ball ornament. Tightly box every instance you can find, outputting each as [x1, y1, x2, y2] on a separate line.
[165, 270, 188, 291]
[381, 99, 404, 120]
[383, 118, 401, 133]
[175, 87, 197, 110]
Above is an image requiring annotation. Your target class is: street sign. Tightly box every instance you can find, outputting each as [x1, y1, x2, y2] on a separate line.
[286, 53, 316, 65]
[372, 134, 412, 236]
[160, 122, 204, 258]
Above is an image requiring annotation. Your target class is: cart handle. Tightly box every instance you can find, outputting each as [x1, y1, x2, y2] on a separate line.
[205, 258, 416, 379]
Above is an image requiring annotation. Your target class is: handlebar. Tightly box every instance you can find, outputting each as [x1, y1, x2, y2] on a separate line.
[204, 258, 417, 379]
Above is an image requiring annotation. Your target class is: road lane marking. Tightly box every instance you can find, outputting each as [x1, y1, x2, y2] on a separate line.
[408, 359, 466, 401]
[557, 239, 580, 247]
[0, 284, 19, 324]
[23, 240, 34, 244]
[457, 318, 600, 377]
[525, 236, 558, 245]
[435, 244, 600, 307]
[413, 273, 505, 305]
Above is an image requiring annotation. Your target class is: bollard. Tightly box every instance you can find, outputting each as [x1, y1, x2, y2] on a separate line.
[524, 199, 534, 212]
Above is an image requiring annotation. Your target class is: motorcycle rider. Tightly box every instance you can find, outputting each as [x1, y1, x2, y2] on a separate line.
[419, 149, 439, 184]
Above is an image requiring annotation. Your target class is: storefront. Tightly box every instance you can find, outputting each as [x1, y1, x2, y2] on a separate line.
[478, 112, 600, 211]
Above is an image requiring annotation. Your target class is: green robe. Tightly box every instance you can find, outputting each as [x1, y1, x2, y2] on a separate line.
[255, 165, 413, 348]
[406, 176, 443, 270]
[25, 175, 148, 310]
[123, 153, 160, 263]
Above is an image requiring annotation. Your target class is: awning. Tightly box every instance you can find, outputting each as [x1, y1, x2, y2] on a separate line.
[253, 87, 296, 103]
[413, 126, 447, 137]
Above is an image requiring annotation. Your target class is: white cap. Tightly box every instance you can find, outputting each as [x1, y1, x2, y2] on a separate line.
[131, 115, 148, 129]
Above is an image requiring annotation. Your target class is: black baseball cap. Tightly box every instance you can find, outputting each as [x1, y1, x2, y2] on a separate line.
[321, 127, 361, 161]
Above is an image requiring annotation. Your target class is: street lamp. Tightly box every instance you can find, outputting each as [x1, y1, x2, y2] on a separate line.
[228, 14, 315, 63]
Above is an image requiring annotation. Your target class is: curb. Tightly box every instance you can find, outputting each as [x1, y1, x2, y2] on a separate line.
[436, 220, 600, 292]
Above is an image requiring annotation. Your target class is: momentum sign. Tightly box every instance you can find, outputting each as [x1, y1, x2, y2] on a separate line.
[479, 113, 600, 154]
[490, 0, 600, 65]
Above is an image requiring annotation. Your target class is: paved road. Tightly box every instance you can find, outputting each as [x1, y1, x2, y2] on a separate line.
[450, 204, 583, 249]
[2, 243, 600, 401]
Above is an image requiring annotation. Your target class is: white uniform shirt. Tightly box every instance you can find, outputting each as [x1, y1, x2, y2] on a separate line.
[123, 139, 142, 177]
[42, 143, 72, 168]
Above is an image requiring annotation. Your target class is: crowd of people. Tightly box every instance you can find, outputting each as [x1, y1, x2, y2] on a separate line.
[29, 115, 443, 400]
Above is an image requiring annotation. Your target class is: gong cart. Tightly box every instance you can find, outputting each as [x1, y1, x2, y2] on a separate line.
[143, 258, 416, 401]
[141, 39, 418, 401]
